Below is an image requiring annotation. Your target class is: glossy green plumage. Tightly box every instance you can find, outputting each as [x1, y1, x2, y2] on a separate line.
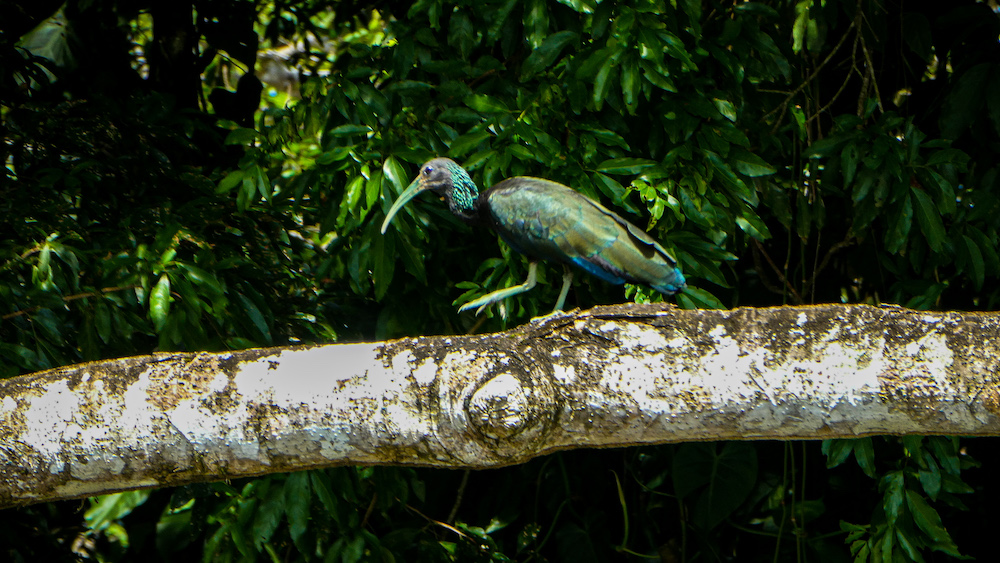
[381, 157, 686, 314]
[483, 177, 684, 294]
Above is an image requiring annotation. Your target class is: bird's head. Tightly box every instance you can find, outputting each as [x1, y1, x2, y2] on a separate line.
[380, 158, 480, 233]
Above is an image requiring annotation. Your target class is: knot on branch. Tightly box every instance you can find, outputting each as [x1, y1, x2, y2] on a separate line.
[468, 373, 531, 439]
[461, 353, 558, 458]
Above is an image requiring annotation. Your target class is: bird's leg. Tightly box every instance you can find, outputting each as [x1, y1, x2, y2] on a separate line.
[553, 265, 573, 312]
[459, 261, 538, 316]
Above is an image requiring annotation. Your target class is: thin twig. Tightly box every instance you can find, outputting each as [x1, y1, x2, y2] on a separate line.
[763, 17, 858, 125]
[808, 28, 862, 124]
[751, 244, 789, 299]
[1, 285, 140, 321]
[803, 234, 856, 298]
[361, 493, 377, 529]
[406, 503, 473, 541]
[446, 470, 471, 524]
[858, 31, 884, 114]
[752, 240, 804, 304]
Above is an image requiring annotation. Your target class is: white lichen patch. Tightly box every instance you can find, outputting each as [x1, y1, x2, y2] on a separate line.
[20, 379, 83, 460]
[614, 323, 670, 352]
[893, 331, 958, 395]
[412, 357, 438, 385]
[903, 332, 954, 365]
[229, 344, 432, 462]
[552, 364, 577, 384]
[165, 396, 257, 459]
[390, 349, 437, 386]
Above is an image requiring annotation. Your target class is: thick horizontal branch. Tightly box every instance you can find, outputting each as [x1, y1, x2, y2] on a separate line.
[2, 303, 999, 508]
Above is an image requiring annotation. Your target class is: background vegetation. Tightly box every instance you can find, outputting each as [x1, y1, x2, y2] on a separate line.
[2, 0, 998, 560]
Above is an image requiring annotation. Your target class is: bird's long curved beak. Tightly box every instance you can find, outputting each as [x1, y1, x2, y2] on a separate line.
[380, 177, 428, 234]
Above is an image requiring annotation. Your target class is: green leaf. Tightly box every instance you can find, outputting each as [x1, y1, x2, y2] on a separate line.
[941, 63, 989, 139]
[224, 128, 259, 145]
[917, 168, 956, 214]
[596, 158, 657, 174]
[463, 94, 509, 114]
[735, 207, 771, 240]
[964, 226, 1000, 276]
[252, 482, 285, 549]
[284, 472, 311, 546]
[705, 151, 756, 205]
[366, 169, 383, 214]
[394, 230, 428, 284]
[382, 156, 409, 193]
[822, 439, 854, 468]
[592, 51, 617, 109]
[621, 58, 640, 113]
[524, 0, 549, 48]
[93, 300, 111, 343]
[730, 147, 775, 177]
[234, 290, 271, 343]
[327, 124, 373, 137]
[854, 438, 876, 478]
[926, 437, 960, 475]
[910, 187, 945, 252]
[842, 144, 859, 186]
[734, 2, 779, 17]
[150, 274, 171, 331]
[520, 31, 578, 79]
[925, 148, 970, 168]
[894, 526, 926, 563]
[676, 286, 725, 309]
[85, 491, 151, 531]
[661, 30, 696, 70]
[310, 472, 339, 518]
[884, 194, 913, 255]
[448, 11, 475, 59]
[919, 451, 942, 500]
[960, 235, 985, 290]
[217, 170, 243, 194]
[437, 107, 483, 123]
[881, 470, 904, 525]
[807, 136, 850, 158]
[905, 490, 964, 557]
[639, 59, 678, 92]
[673, 443, 756, 529]
[713, 98, 737, 122]
[448, 129, 492, 157]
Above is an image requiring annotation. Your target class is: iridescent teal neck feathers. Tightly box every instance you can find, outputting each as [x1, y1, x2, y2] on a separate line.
[418, 158, 481, 222]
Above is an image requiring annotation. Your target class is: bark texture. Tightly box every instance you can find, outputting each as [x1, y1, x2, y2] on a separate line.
[2, 303, 999, 508]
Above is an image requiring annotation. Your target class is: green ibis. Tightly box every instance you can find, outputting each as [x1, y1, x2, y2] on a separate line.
[380, 158, 686, 314]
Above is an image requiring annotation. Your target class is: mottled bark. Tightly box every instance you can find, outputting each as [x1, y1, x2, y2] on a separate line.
[2, 303, 999, 509]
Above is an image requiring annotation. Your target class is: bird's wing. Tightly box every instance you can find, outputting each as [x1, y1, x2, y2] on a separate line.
[485, 178, 682, 290]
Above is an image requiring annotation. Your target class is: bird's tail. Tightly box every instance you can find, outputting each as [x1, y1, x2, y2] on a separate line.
[652, 268, 686, 295]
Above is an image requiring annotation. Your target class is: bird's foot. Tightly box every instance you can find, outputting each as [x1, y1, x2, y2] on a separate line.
[457, 262, 539, 316]
[530, 308, 575, 324]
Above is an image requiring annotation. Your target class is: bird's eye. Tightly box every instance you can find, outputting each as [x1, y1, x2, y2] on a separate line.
[423, 166, 434, 176]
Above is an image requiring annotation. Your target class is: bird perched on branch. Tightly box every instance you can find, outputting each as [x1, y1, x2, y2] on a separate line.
[380, 157, 686, 315]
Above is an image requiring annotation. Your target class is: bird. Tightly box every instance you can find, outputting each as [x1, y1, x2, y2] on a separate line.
[380, 157, 686, 315]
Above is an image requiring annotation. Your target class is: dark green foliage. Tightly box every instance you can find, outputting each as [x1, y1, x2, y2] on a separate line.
[3, 0, 1000, 561]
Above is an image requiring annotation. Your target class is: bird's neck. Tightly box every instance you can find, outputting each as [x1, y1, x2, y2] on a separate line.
[446, 164, 483, 223]
[448, 191, 484, 224]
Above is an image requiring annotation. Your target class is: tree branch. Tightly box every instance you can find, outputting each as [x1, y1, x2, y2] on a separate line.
[3, 303, 1000, 509]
